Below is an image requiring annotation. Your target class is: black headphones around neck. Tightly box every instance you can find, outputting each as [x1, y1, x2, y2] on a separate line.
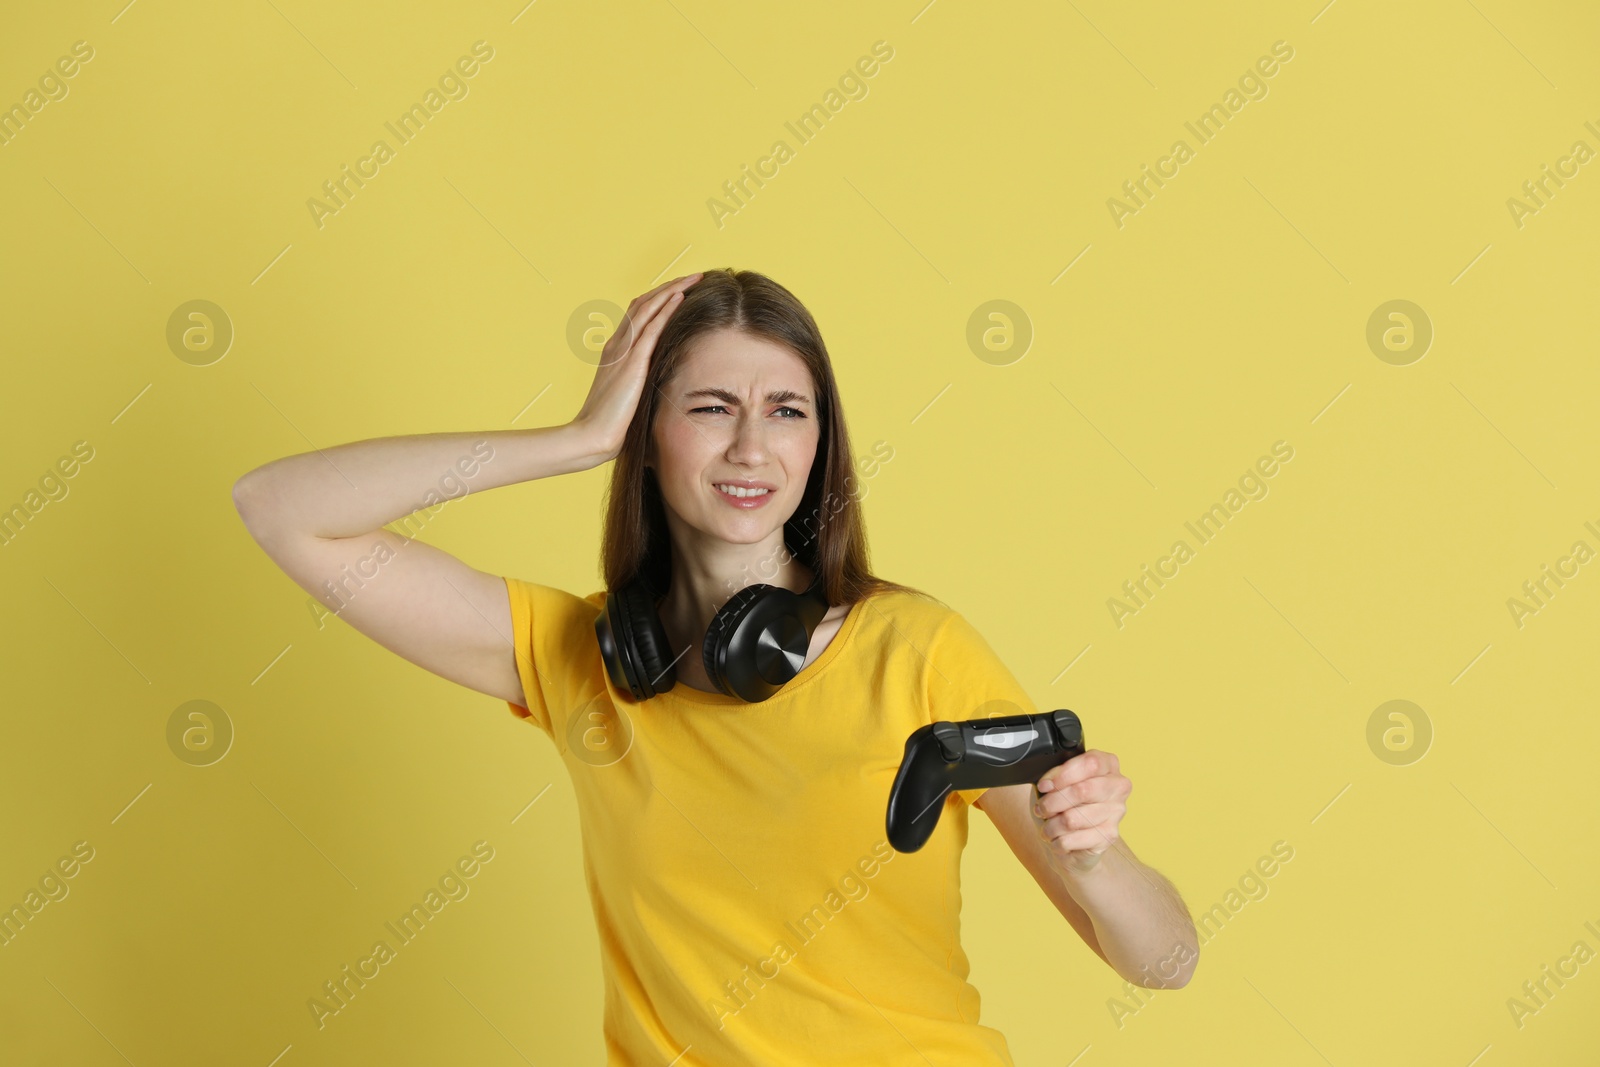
[595, 569, 831, 703]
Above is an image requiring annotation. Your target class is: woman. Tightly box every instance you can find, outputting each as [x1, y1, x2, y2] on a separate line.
[233, 268, 1198, 1064]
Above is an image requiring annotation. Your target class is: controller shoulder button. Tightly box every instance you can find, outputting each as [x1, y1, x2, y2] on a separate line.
[931, 721, 964, 763]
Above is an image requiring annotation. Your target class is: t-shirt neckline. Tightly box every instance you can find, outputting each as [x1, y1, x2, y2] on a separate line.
[652, 593, 871, 706]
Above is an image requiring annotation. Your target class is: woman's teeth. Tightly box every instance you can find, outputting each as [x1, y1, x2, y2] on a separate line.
[715, 484, 770, 498]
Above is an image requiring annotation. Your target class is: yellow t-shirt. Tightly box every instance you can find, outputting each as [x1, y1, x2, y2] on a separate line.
[502, 577, 1041, 1066]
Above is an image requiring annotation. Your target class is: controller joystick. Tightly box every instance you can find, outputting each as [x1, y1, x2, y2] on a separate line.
[885, 709, 1086, 853]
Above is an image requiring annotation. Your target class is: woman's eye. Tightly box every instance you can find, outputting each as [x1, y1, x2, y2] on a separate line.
[690, 405, 806, 419]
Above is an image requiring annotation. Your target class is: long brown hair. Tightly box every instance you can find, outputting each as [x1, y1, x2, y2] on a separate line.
[600, 268, 928, 611]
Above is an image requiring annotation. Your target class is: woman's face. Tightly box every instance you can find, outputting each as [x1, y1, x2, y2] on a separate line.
[646, 327, 821, 548]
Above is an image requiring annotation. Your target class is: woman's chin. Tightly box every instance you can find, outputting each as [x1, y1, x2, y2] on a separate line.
[699, 511, 785, 545]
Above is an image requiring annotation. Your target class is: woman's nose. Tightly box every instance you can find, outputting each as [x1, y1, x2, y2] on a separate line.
[726, 412, 770, 463]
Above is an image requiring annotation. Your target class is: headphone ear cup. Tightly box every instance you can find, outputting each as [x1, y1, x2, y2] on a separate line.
[705, 584, 817, 702]
[702, 584, 770, 697]
[616, 582, 677, 700]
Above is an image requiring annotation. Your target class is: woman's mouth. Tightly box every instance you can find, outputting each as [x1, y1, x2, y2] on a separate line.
[713, 483, 774, 508]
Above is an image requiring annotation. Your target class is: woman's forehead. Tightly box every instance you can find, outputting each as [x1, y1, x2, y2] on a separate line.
[673, 331, 814, 392]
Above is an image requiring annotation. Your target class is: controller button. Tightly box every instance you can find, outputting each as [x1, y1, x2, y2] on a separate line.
[932, 721, 964, 763]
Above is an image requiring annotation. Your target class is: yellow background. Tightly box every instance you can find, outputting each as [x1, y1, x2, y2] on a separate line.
[3, 0, 1597, 1063]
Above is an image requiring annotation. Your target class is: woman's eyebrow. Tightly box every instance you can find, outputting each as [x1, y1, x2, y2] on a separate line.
[682, 387, 811, 405]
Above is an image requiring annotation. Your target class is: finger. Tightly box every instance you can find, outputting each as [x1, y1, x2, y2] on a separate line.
[617, 285, 689, 356]
[628, 275, 684, 309]
[1043, 819, 1120, 851]
[1037, 801, 1122, 837]
[1041, 822, 1120, 854]
[632, 290, 684, 354]
[1038, 749, 1118, 793]
[628, 273, 700, 333]
[1035, 775, 1125, 815]
[629, 271, 704, 311]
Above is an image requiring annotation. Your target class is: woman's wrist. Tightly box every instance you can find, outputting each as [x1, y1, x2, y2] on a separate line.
[561, 418, 620, 470]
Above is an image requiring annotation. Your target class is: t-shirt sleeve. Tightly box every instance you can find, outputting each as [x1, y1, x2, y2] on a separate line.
[501, 576, 602, 742]
[924, 610, 1042, 807]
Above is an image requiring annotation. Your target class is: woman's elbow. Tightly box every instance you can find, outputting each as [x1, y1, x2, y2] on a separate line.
[1129, 939, 1199, 989]
[231, 472, 265, 529]
[231, 469, 287, 542]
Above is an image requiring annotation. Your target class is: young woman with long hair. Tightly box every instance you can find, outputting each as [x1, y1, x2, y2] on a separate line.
[233, 268, 1197, 1064]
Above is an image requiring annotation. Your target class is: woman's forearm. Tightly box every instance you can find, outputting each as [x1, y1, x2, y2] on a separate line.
[1061, 843, 1199, 987]
[232, 422, 610, 539]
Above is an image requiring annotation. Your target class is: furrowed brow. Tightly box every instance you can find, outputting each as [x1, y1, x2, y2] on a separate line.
[682, 387, 812, 405]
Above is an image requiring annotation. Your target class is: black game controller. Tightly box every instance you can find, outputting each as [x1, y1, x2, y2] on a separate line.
[885, 709, 1086, 853]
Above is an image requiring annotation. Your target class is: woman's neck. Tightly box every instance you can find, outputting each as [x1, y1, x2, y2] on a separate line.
[659, 557, 814, 634]
[655, 555, 826, 694]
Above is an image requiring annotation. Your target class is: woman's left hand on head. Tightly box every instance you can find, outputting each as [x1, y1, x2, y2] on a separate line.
[1032, 750, 1131, 876]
